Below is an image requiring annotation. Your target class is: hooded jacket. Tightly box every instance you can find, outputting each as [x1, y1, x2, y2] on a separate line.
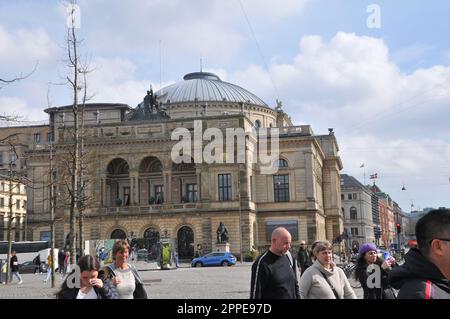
[388, 248, 450, 299]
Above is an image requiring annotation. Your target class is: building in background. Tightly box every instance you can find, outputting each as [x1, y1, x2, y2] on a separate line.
[0, 71, 344, 259]
[0, 175, 27, 241]
[340, 174, 375, 250]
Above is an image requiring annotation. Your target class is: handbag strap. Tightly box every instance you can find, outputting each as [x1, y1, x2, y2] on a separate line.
[320, 271, 340, 299]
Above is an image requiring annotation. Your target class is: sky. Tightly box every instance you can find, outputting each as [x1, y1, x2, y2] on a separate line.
[1, 0, 450, 212]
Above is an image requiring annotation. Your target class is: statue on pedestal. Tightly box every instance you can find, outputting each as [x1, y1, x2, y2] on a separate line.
[216, 222, 229, 243]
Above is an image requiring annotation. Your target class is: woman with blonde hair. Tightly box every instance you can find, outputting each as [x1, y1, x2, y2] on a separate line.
[299, 240, 356, 299]
[103, 240, 147, 299]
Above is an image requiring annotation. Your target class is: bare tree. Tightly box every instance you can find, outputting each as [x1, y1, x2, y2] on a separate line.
[2, 138, 30, 285]
[60, 0, 94, 264]
[0, 62, 38, 90]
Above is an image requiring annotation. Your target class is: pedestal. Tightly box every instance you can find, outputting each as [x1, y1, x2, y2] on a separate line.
[215, 242, 230, 252]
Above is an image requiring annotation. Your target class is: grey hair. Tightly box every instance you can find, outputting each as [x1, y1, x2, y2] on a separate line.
[312, 240, 332, 256]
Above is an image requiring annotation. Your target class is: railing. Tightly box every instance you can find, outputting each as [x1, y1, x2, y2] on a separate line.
[93, 202, 201, 216]
[279, 125, 313, 136]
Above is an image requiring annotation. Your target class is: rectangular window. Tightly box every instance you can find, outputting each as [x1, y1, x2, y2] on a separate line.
[16, 199, 20, 210]
[266, 220, 298, 241]
[0, 197, 4, 207]
[218, 174, 232, 201]
[353, 193, 357, 199]
[155, 185, 164, 204]
[0, 153, 3, 166]
[47, 132, 54, 143]
[34, 133, 41, 144]
[10, 153, 17, 165]
[348, 194, 352, 200]
[273, 175, 289, 202]
[250, 176, 253, 201]
[186, 184, 197, 203]
[351, 227, 359, 236]
[1, 182, 4, 191]
[341, 194, 344, 201]
[123, 187, 130, 206]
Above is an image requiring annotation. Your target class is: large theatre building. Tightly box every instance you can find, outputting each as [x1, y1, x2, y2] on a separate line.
[0, 71, 344, 260]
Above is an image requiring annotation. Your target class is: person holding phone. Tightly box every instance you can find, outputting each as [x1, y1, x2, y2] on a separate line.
[103, 240, 147, 299]
[56, 255, 118, 299]
[354, 243, 397, 299]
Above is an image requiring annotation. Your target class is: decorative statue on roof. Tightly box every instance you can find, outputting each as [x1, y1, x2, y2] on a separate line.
[216, 222, 229, 243]
[143, 85, 158, 114]
[128, 84, 170, 121]
[275, 99, 283, 112]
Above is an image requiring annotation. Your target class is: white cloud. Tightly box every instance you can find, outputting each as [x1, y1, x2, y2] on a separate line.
[0, 24, 59, 72]
[239, 0, 311, 22]
[0, 96, 47, 125]
[74, 0, 310, 62]
[228, 32, 450, 137]
[86, 57, 175, 106]
[340, 135, 450, 208]
[224, 32, 450, 209]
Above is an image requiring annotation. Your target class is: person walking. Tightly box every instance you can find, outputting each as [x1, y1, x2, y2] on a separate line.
[9, 251, 23, 284]
[56, 255, 118, 299]
[44, 253, 53, 283]
[58, 249, 65, 274]
[33, 254, 42, 275]
[297, 241, 312, 276]
[354, 243, 396, 299]
[250, 227, 300, 299]
[299, 240, 356, 299]
[64, 251, 70, 275]
[103, 240, 147, 299]
[389, 208, 450, 299]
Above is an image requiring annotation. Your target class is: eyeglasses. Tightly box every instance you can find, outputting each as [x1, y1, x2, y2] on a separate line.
[428, 238, 450, 244]
[367, 251, 377, 255]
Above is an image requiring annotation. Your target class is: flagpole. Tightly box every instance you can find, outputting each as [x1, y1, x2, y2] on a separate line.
[364, 166, 366, 186]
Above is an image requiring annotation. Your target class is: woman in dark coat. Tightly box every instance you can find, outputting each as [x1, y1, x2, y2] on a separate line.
[354, 243, 397, 299]
[56, 254, 118, 299]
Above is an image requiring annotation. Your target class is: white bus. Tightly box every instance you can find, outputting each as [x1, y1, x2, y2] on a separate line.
[0, 241, 50, 264]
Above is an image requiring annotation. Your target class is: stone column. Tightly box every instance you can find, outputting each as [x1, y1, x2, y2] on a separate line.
[162, 170, 171, 203]
[305, 151, 315, 200]
[129, 170, 139, 205]
[101, 174, 107, 206]
[196, 168, 201, 201]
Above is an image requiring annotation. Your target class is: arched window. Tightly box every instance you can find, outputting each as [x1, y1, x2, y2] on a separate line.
[254, 120, 261, 129]
[111, 229, 127, 239]
[350, 207, 357, 220]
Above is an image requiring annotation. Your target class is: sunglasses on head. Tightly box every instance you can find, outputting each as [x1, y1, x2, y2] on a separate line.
[428, 238, 450, 244]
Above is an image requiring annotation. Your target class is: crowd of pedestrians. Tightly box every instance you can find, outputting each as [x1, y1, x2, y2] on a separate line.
[251, 208, 450, 299]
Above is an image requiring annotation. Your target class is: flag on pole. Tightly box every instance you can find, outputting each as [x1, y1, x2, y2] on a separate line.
[360, 163, 365, 168]
[370, 173, 378, 179]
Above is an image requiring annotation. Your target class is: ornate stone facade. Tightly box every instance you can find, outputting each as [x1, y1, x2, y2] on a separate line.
[0, 72, 344, 259]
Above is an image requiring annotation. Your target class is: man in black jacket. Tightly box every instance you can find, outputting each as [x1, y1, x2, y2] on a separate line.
[250, 227, 299, 299]
[297, 241, 311, 276]
[389, 208, 450, 299]
[10, 250, 23, 284]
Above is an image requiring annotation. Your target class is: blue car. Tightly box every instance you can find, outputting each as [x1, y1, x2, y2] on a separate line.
[191, 252, 237, 267]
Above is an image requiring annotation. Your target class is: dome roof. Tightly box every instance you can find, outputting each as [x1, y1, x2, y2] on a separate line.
[156, 72, 268, 107]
